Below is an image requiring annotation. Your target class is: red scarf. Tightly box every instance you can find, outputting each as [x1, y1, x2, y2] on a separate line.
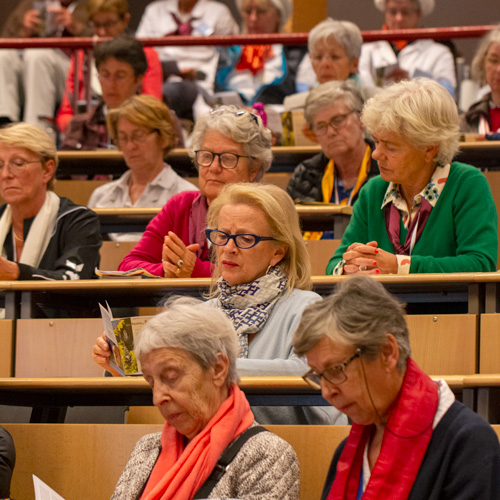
[384, 199, 433, 255]
[236, 45, 274, 76]
[327, 359, 438, 500]
[141, 385, 254, 500]
[382, 24, 408, 52]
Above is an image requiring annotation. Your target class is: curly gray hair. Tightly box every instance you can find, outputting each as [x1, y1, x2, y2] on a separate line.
[189, 106, 273, 182]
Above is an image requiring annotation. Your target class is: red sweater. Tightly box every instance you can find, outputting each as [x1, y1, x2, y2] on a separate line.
[118, 191, 212, 278]
[56, 46, 163, 133]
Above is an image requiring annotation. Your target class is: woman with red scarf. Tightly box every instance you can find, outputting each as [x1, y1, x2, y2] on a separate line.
[111, 298, 299, 500]
[327, 78, 497, 275]
[293, 275, 500, 500]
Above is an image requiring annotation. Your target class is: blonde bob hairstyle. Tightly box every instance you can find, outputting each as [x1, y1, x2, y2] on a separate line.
[471, 25, 500, 86]
[87, 0, 128, 18]
[106, 95, 177, 153]
[0, 122, 58, 191]
[206, 183, 312, 292]
[189, 106, 272, 182]
[361, 78, 459, 165]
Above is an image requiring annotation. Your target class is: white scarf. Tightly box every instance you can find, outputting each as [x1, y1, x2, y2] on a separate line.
[0, 191, 60, 267]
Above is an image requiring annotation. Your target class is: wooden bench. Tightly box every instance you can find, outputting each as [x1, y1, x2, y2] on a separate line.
[3, 423, 350, 500]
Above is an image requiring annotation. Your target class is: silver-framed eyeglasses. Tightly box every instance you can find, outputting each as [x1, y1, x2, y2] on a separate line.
[195, 150, 250, 170]
[116, 129, 156, 147]
[209, 108, 259, 126]
[312, 111, 354, 137]
[205, 229, 276, 249]
[0, 158, 42, 176]
[303, 348, 361, 389]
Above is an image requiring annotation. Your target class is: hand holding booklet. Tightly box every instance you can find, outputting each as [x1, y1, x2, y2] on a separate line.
[100, 303, 152, 376]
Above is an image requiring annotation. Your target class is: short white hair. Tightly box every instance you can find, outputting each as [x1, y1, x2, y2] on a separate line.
[135, 297, 240, 388]
[308, 18, 363, 61]
[361, 78, 459, 165]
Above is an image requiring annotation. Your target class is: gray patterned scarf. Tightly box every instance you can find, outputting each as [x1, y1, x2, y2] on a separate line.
[217, 266, 288, 358]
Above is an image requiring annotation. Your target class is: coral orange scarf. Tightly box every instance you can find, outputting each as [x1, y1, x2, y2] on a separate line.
[327, 359, 438, 500]
[141, 385, 254, 500]
[236, 45, 274, 75]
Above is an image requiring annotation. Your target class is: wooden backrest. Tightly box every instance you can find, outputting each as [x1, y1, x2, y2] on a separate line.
[306, 239, 341, 275]
[15, 319, 104, 377]
[478, 314, 500, 374]
[407, 314, 478, 375]
[3, 423, 349, 500]
[99, 240, 137, 271]
[54, 179, 108, 206]
[483, 171, 500, 265]
[0, 320, 13, 377]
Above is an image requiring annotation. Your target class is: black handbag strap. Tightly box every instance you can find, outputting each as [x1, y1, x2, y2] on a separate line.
[193, 425, 268, 499]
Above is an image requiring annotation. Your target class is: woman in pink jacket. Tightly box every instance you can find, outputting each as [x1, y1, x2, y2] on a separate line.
[118, 106, 272, 278]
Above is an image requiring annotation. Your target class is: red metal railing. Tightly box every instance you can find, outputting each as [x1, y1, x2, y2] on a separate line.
[0, 25, 495, 50]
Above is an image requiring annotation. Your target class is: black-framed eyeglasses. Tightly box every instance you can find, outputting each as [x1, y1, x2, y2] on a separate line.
[312, 111, 354, 137]
[303, 348, 361, 389]
[195, 150, 250, 170]
[205, 229, 276, 249]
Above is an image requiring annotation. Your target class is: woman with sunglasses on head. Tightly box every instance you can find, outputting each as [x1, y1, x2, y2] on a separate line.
[95, 182, 346, 425]
[118, 105, 272, 278]
[87, 94, 196, 241]
[293, 275, 500, 499]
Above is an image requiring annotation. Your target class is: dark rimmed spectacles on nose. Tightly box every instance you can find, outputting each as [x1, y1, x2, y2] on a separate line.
[195, 150, 251, 170]
[312, 111, 354, 137]
[303, 349, 361, 389]
[205, 229, 276, 249]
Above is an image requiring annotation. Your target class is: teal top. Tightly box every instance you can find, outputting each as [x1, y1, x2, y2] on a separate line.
[326, 162, 498, 274]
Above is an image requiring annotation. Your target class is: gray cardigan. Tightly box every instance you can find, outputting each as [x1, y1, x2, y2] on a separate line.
[111, 423, 300, 500]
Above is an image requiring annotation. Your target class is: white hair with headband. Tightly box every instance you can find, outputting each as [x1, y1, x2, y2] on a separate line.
[237, 0, 292, 28]
[374, 0, 435, 16]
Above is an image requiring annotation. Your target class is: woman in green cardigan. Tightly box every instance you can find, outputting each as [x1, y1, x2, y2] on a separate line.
[327, 78, 498, 275]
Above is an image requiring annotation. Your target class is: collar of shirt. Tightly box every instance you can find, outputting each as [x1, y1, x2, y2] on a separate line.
[381, 163, 450, 229]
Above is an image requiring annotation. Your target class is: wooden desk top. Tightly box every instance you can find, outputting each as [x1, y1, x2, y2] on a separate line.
[0, 273, 493, 293]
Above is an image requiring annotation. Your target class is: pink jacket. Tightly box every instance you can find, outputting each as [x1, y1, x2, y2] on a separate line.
[118, 191, 212, 278]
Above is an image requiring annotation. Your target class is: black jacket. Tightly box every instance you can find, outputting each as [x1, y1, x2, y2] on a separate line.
[0, 196, 102, 280]
[286, 141, 379, 204]
[0, 426, 15, 498]
[461, 93, 491, 133]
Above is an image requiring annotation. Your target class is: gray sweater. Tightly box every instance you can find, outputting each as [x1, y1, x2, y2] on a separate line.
[111, 423, 300, 500]
[210, 289, 347, 425]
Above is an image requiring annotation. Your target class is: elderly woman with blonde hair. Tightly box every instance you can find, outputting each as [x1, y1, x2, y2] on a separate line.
[0, 123, 101, 280]
[111, 298, 300, 500]
[95, 182, 346, 425]
[88, 94, 195, 240]
[328, 78, 497, 275]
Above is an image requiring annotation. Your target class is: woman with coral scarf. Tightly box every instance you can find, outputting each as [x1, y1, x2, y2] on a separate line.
[111, 298, 299, 500]
[293, 275, 500, 500]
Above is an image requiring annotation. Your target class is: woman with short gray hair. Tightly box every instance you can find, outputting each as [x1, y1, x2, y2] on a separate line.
[295, 18, 363, 94]
[119, 107, 270, 278]
[462, 25, 500, 134]
[112, 298, 300, 500]
[293, 275, 500, 499]
[287, 81, 379, 221]
[327, 78, 497, 275]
